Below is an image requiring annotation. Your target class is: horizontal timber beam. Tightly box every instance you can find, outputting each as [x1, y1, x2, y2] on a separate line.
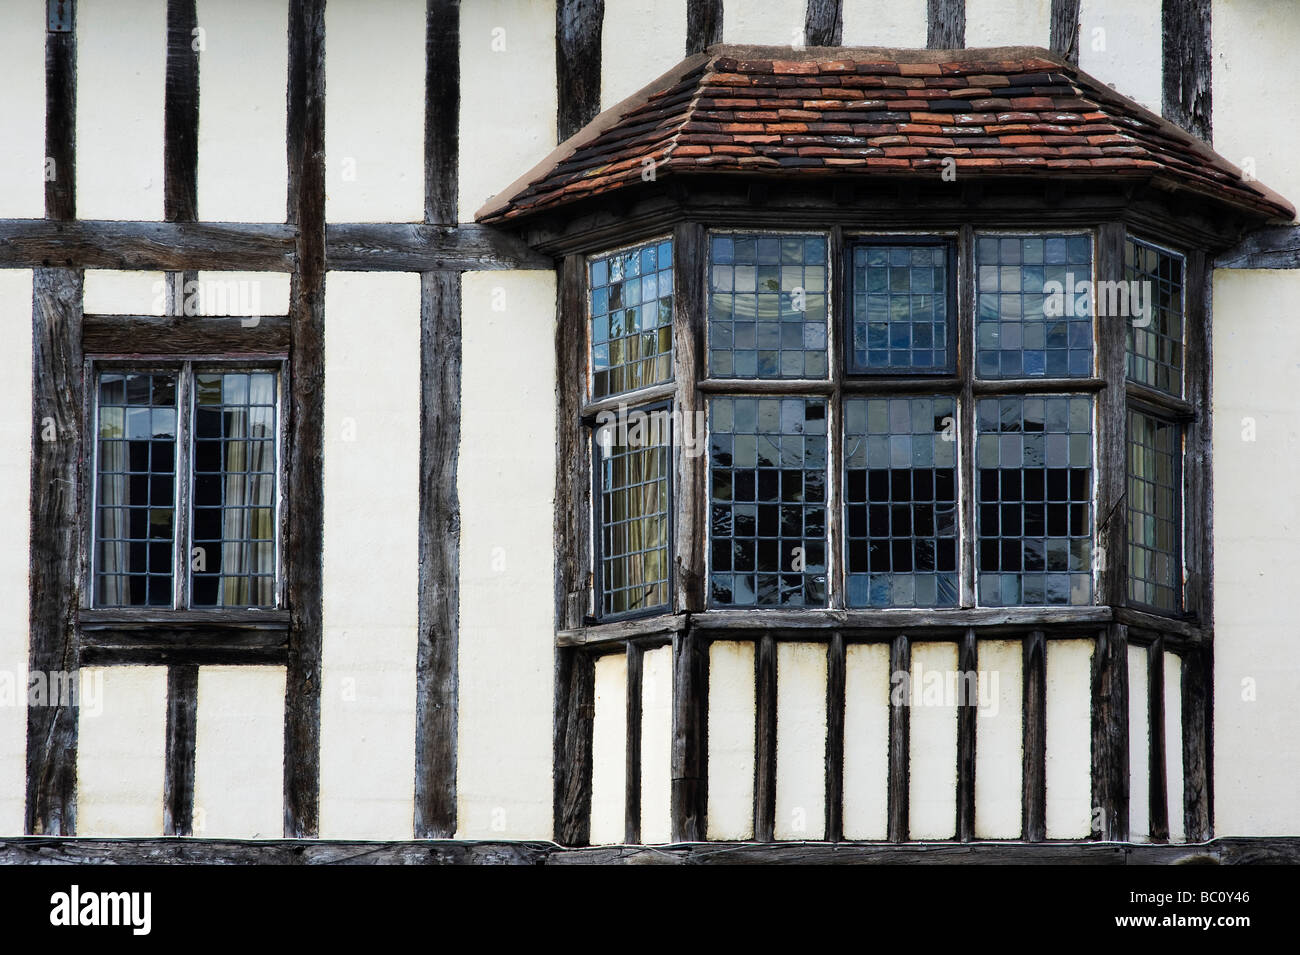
[1, 837, 1297, 865]
[1214, 225, 1300, 269]
[83, 314, 291, 354]
[0, 220, 552, 272]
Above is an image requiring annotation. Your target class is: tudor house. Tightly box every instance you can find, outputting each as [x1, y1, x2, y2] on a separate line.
[1, 0, 1298, 863]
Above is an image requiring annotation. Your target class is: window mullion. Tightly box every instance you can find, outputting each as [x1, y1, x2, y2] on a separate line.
[174, 361, 194, 610]
[958, 224, 976, 608]
[827, 225, 845, 610]
[1095, 222, 1130, 607]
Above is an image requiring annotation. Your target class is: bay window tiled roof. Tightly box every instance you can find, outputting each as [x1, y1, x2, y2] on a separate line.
[477, 45, 1293, 224]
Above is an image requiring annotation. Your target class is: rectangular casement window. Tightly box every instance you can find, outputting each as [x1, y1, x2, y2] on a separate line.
[1127, 409, 1181, 612]
[594, 410, 672, 618]
[92, 364, 284, 609]
[847, 240, 955, 374]
[589, 239, 674, 399]
[1125, 237, 1185, 396]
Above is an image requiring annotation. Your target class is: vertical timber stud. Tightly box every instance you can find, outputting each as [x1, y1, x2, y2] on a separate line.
[1022, 630, 1047, 841]
[1092, 623, 1129, 840]
[958, 225, 975, 608]
[27, 2, 80, 836]
[825, 632, 846, 842]
[625, 642, 643, 844]
[414, 0, 462, 841]
[162, 666, 199, 836]
[415, 272, 461, 838]
[1162, 0, 1212, 143]
[754, 633, 777, 842]
[284, 0, 326, 839]
[27, 269, 83, 836]
[556, 0, 604, 141]
[804, 0, 843, 46]
[44, 2, 76, 220]
[1181, 250, 1212, 839]
[686, 0, 722, 55]
[1092, 220, 1129, 841]
[927, 0, 965, 49]
[673, 221, 706, 614]
[161, 0, 201, 837]
[554, 254, 593, 843]
[1049, 0, 1081, 64]
[554, 649, 595, 846]
[956, 628, 977, 842]
[887, 633, 910, 842]
[1148, 637, 1169, 842]
[671, 631, 708, 841]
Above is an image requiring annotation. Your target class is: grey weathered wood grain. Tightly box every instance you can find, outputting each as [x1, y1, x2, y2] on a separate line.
[1050, 0, 1081, 64]
[754, 633, 777, 842]
[1215, 226, 1300, 270]
[163, 666, 199, 837]
[888, 634, 910, 841]
[805, 0, 843, 47]
[686, 0, 722, 54]
[927, 0, 965, 49]
[1022, 630, 1046, 841]
[82, 314, 291, 355]
[557, 0, 604, 141]
[1162, 0, 1212, 143]
[671, 630, 708, 841]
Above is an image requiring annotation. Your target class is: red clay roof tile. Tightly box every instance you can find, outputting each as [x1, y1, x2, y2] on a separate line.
[477, 45, 1294, 224]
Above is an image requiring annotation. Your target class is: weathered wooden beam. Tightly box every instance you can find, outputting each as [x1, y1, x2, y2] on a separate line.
[414, 271, 461, 839]
[625, 642, 643, 844]
[1022, 629, 1046, 841]
[825, 632, 845, 842]
[671, 629, 708, 842]
[1181, 646, 1212, 840]
[163, 666, 199, 837]
[426, 0, 460, 227]
[79, 628, 289, 653]
[1091, 623, 1130, 841]
[956, 629, 977, 842]
[1146, 639, 1169, 842]
[0, 220, 296, 271]
[284, 0, 326, 841]
[554, 648, 595, 845]
[927, 0, 965, 49]
[45, 4, 76, 219]
[79, 646, 289, 667]
[1182, 250, 1211, 621]
[5, 835, 1300, 865]
[888, 634, 910, 842]
[672, 221, 706, 613]
[686, 0, 722, 54]
[1050, 0, 1081, 64]
[555, 254, 590, 630]
[1095, 221, 1128, 607]
[165, 0, 200, 223]
[754, 633, 777, 842]
[805, 0, 843, 46]
[1162, 0, 1212, 143]
[26, 268, 84, 837]
[0, 220, 551, 272]
[325, 223, 551, 272]
[82, 314, 291, 355]
[1214, 226, 1300, 270]
[557, 0, 604, 141]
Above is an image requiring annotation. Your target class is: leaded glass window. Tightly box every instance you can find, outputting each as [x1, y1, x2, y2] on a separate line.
[91, 364, 283, 610]
[94, 371, 178, 607]
[595, 411, 671, 617]
[1127, 410, 1180, 611]
[708, 233, 828, 379]
[976, 396, 1093, 606]
[708, 396, 827, 606]
[844, 396, 958, 607]
[192, 371, 279, 608]
[976, 234, 1093, 379]
[1125, 237, 1184, 396]
[589, 238, 674, 398]
[848, 241, 953, 373]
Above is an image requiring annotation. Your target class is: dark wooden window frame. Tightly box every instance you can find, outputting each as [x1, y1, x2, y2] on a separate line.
[83, 356, 291, 616]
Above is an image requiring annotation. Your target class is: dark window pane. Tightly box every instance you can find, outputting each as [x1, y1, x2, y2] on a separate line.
[844, 396, 958, 607]
[709, 397, 827, 606]
[1125, 237, 1184, 396]
[596, 409, 671, 617]
[849, 243, 951, 373]
[191, 371, 278, 609]
[589, 239, 674, 399]
[708, 233, 828, 380]
[1127, 410, 1180, 611]
[93, 371, 178, 608]
[976, 395, 1093, 606]
[976, 233, 1093, 380]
